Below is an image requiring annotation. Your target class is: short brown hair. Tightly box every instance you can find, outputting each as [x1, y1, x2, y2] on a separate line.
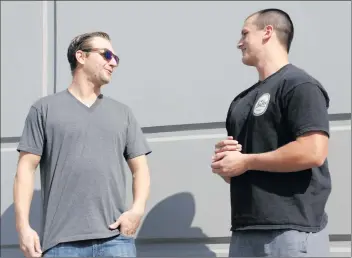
[249, 9, 294, 53]
[67, 31, 111, 74]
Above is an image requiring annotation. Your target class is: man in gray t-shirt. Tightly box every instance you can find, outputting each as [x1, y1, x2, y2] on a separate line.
[14, 31, 151, 258]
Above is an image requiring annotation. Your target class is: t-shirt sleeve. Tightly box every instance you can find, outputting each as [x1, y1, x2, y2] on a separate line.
[123, 108, 152, 160]
[17, 106, 45, 156]
[283, 82, 330, 138]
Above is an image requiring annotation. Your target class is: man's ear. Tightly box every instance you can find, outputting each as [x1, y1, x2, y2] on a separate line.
[75, 50, 86, 65]
[263, 25, 274, 42]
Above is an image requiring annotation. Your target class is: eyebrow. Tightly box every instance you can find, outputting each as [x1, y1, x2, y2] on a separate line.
[91, 47, 116, 54]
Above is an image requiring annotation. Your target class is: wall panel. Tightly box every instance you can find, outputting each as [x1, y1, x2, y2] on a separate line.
[1, 2, 44, 137]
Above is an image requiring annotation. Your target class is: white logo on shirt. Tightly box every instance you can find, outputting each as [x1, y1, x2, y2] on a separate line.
[253, 93, 270, 116]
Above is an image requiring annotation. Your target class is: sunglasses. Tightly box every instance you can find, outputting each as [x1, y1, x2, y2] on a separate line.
[81, 48, 120, 65]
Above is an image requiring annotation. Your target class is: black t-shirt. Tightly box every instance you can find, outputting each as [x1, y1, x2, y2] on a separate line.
[226, 64, 331, 233]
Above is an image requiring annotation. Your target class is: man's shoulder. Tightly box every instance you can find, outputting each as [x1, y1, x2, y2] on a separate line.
[102, 95, 133, 114]
[282, 64, 322, 89]
[279, 64, 330, 105]
[280, 64, 328, 96]
[31, 90, 69, 111]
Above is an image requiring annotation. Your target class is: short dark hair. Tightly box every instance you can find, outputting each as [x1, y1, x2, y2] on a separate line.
[67, 31, 111, 74]
[249, 8, 294, 52]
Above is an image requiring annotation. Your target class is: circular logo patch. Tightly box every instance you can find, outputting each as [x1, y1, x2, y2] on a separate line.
[253, 93, 270, 116]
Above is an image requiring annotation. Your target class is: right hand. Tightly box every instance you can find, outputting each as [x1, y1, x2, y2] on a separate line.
[108, 208, 143, 237]
[18, 226, 42, 258]
[220, 175, 231, 184]
[213, 136, 242, 184]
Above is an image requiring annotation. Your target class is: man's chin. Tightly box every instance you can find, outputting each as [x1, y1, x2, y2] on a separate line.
[101, 77, 111, 85]
[242, 57, 255, 66]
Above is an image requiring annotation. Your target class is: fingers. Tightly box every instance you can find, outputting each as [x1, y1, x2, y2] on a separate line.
[32, 251, 43, 258]
[211, 152, 227, 163]
[110, 212, 138, 237]
[215, 139, 239, 149]
[19, 228, 42, 258]
[118, 210, 142, 237]
[221, 175, 231, 184]
[109, 218, 121, 230]
[23, 244, 37, 258]
[212, 167, 222, 174]
[215, 137, 242, 155]
[34, 234, 42, 255]
[119, 222, 136, 237]
[121, 228, 136, 236]
[20, 237, 35, 258]
[215, 144, 242, 153]
[212, 168, 229, 177]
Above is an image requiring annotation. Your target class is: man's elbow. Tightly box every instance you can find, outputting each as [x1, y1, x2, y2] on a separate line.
[311, 156, 326, 167]
[310, 149, 328, 167]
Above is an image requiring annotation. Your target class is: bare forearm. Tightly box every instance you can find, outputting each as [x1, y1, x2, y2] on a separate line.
[131, 169, 150, 214]
[246, 140, 325, 172]
[14, 168, 36, 230]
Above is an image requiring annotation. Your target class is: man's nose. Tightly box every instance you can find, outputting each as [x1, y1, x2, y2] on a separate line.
[109, 57, 118, 67]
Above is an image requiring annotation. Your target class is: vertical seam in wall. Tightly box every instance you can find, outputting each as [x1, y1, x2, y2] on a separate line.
[53, 0, 57, 93]
[42, 1, 48, 97]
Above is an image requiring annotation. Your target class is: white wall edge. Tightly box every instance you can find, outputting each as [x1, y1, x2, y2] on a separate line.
[147, 124, 351, 143]
[1, 124, 350, 152]
[42, 1, 48, 97]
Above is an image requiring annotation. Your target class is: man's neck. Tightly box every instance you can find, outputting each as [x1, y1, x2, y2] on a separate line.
[256, 51, 289, 81]
[68, 76, 101, 103]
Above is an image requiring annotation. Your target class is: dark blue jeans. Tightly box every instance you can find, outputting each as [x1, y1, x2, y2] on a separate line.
[43, 234, 136, 257]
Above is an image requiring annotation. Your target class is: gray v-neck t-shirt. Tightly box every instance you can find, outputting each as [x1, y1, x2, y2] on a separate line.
[17, 89, 152, 252]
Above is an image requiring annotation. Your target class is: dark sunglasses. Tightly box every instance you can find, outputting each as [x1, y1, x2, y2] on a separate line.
[81, 48, 119, 65]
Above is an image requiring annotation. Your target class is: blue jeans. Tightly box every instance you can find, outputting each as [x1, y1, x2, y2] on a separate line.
[229, 225, 330, 257]
[43, 234, 136, 257]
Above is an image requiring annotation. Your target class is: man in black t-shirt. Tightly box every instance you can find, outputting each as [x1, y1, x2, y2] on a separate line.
[211, 8, 331, 257]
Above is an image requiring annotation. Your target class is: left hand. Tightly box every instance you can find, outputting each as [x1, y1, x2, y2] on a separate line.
[214, 136, 242, 153]
[211, 151, 249, 177]
[108, 209, 143, 237]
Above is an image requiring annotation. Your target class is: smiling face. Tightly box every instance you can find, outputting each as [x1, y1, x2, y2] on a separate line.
[237, 15, 268, 67]
[75, 37, 118, 86]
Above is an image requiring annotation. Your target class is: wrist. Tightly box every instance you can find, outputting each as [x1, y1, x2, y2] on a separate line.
[16, 220, 30, 232]
[131, 203, 145, 216]
[244, 154, 256, 171]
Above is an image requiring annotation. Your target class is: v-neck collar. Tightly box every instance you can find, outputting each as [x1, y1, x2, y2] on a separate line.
[65, 89, 103, 113]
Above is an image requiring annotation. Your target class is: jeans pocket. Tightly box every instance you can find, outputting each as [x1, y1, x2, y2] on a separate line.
[100, 235, 136, 257]
[43, 243, 61, 257]
[118, 232, 135, 240]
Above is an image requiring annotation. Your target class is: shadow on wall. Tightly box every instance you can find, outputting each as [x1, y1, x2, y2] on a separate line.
[1, 189, 42, 257]
[1, 191, 216, 257]
[136, 192, 216, 257]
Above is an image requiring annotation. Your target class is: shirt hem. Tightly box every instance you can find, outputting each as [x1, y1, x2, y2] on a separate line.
[16, 146, 42, 156]
[231, 219, 328, 233]
[43, 231, 121, 253]
[125, 150, 152, 160]
[295, 126, 330, 138]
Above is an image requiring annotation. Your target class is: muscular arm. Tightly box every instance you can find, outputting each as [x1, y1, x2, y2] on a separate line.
[246, 131, 328, 172]
[127, 155, 150, 215]
[14, 152, 41, 231]
[213, 83, 330, 177]
[246, 82, 330, 173]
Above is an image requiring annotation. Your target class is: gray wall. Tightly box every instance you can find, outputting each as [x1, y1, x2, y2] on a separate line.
[1, 1, 351, 257]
